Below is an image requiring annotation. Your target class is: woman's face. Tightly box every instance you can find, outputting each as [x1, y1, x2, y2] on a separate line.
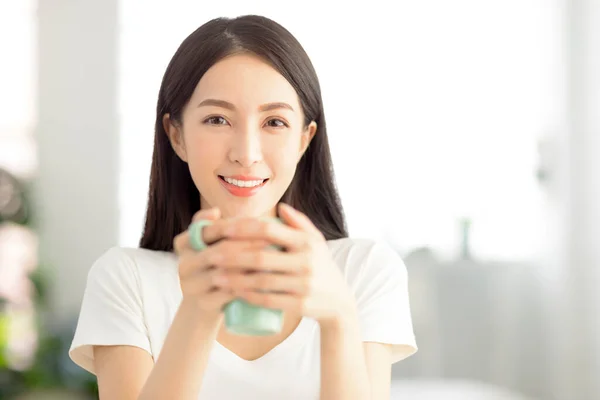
[165, 54, 316, 219]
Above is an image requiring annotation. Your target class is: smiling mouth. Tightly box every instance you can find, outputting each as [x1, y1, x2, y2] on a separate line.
[218, 176, 269, 188]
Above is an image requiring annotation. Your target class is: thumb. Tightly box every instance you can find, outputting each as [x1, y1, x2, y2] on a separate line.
[192, 207, 221, 223]
[278, 203, 322, 237]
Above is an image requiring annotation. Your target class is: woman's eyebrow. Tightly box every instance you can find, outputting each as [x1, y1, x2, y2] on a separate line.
[197, 98, 235, 110]
[259, 102, 294, 112]
[197, 99, 294, 112]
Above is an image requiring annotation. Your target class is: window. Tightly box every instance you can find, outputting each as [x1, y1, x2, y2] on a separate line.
[0, 1, 37, 178]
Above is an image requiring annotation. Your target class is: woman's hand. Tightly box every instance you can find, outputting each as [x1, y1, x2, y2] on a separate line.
[174, 207, 274, 318]
[173, 207, 233, 318]
[214, 203, 357, 325]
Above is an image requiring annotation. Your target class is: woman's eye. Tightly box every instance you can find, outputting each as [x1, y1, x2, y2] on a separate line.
[265, 119, 288, 128]
[204, 116, 228, 125]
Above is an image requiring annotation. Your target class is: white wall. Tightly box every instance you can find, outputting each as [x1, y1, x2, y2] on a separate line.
[561, 0, 600, 398]
[35, 0, 120, 326]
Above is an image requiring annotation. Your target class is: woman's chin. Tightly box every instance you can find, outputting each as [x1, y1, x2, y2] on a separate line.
[219, 204, 276, 220]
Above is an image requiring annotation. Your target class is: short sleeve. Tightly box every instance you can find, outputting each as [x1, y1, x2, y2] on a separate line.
[69, 247, 152, 374]
[354, 242, 418, 363]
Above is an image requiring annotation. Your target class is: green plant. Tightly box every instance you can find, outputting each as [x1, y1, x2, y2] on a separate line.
[0, 168, 98, 398]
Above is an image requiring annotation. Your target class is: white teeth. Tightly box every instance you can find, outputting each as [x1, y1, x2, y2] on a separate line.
[223, 177, 265, 187]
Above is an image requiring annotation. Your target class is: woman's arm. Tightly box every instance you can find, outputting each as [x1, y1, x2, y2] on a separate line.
[320, 313, 394, 400]
[319, 309, 372, 400]
[94, 299, 221, 400]
[363, 343, 393, 399]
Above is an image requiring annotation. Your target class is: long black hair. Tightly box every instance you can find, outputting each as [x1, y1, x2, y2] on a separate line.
[140, 15, 347, 251]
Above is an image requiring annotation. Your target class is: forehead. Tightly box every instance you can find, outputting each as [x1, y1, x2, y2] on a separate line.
[191, 53, 301, 107]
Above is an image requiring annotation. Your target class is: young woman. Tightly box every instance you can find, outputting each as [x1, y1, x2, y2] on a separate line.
[69, 14, 417, 400]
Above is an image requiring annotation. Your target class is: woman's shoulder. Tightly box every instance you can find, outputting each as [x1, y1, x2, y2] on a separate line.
[86, 246, 178, 284]
[326, 237, 407, 282]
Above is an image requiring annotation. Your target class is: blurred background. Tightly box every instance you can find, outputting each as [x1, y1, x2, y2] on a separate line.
[0, 0, 598, 399]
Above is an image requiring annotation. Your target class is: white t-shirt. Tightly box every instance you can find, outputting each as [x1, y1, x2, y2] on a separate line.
[69, 237, 417, 399]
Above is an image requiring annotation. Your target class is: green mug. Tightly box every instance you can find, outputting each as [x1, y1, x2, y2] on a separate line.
[223, 217, 284, 336]
[189, 216, 284, 336]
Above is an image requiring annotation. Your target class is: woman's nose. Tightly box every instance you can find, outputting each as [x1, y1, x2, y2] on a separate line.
[227, 128, 263, 167]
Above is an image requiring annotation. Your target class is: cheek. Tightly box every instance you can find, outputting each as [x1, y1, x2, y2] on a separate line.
[274, 155, 298, 177]
[267, 137, 302, 178]
[185, 134, 223, 178]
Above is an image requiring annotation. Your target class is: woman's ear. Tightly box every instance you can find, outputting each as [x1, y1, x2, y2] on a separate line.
[163, 114, 188, 162]
[298, 121, 317, 161]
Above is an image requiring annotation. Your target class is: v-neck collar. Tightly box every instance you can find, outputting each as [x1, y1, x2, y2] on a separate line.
[211, 317, 317, 368]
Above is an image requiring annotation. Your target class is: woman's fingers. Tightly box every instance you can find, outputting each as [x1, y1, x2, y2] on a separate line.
[175, 216, 271, 255]
[277, 203, 324, 238]
[238, 291, 303, 313]
[222, 271, 309, 296]
[178, 239, 275, 277]
[204, 289, 236, 308]
[179, 267, 224, 294]
[173, 207, 221, 255]
[191, 207, 221, 222]
[175, 209, 320, 256]
[215, 244, 309, 274]
[222, 217, 309, 251]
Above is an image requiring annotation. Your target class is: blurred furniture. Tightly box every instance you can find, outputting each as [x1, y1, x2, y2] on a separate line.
[392, 248, 550, 399]
[391, 379, 532, 400]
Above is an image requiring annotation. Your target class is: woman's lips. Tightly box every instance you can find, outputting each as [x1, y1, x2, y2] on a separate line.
[218, 175, 269, 197]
